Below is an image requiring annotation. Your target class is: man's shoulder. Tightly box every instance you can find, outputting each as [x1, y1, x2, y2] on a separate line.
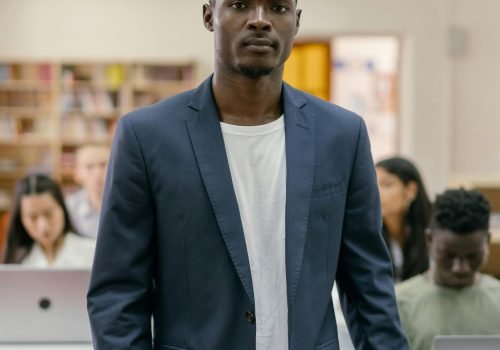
[479, 274, 500, 291]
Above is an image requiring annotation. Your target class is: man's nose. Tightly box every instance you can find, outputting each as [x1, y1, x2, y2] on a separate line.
[451, 258, 471, 274]
[247, 6, 272, 31]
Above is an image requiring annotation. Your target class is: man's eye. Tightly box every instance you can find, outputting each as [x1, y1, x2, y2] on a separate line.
[231, 2, 247, 9]
[272, 4, 288, 13]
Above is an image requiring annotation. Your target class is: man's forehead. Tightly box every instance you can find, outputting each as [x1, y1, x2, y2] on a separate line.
[433, 229, 488, 247]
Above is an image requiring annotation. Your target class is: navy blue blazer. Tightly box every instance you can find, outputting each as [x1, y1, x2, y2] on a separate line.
[87, 76, 409, 350]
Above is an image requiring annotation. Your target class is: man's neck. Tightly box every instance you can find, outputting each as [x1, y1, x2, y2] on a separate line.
[212, 68, 284, 126]
[425, 268, 482, 288]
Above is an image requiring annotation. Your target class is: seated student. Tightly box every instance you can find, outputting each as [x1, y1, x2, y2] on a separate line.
[2, 174, 95, 267]
[332, 155, 432, 350]
[376, 156, 432, 282]
[396, 188, 500, 350]
[65, 144, 110, 238]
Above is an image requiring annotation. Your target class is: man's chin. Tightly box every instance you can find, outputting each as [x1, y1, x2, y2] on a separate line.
[441, 277, 475, 289]
[236, 64, 274, 79]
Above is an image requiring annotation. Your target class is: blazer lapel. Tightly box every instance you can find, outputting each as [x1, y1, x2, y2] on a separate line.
[283, 84, 315, 309]
[185, 77, 255, 305]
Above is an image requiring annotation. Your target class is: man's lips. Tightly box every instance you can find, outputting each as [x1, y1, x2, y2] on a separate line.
[243, 37, 276, 54]
[243, 37, 276, 48]
[244, 37, 275, 47]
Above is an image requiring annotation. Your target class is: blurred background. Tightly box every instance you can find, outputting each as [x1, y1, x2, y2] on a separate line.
[0, 0, 499, 269]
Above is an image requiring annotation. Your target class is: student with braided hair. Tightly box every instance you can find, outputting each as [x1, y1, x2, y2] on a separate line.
[396, 188, 500, 350]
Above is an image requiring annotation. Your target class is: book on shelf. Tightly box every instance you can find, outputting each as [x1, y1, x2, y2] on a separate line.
[0, 117, 17, 140]
[37, 64, 53, 82]
[0, 90, 52, 108]
[0, 65, 9, 81]
[0, 116, 53, 141]
[61, 117, 88, 141]
[106, 64, 125, 90]
[61, 88, 116, 115]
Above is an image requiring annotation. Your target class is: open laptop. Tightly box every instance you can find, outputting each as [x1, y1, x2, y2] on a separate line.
[0, 267, 92, 344]
[434, 335, 500, 350]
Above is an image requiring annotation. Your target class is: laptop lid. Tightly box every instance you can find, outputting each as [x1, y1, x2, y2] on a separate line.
[434, 335, 500, 350]
[0, 266, 92, 344]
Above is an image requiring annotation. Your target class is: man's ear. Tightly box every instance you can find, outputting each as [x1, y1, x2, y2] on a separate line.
[203, 3, 214, 32]
[294, 9, 302, 35]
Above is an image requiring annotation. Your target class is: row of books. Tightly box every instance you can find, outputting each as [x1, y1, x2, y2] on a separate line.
[0, 90, 52, 107]
[0, 116, 53, 141]
[132, 64, 194, 83]
[61, 64, 126, 89]
[61, 117, 116, 142]
[0, 63, 194, 85]
[60, 89, 119, 115]
[0, 64, 53, 82]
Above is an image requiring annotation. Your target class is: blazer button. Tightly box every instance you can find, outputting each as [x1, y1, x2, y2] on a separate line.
[245, 310, 255, 324]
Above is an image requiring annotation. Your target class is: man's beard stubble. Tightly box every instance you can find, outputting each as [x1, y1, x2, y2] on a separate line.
[235, 64, 274, 79]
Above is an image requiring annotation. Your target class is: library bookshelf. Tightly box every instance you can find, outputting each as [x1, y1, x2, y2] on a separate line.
[0, 60, 197, 212]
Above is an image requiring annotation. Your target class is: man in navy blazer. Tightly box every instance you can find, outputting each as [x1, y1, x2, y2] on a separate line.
[87, 1, 409, 349]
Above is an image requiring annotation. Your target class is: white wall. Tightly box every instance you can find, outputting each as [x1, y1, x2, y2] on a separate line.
[0, 0, 215, 77]
[0, 0, 498, 194]
[297, 0, 453, 195]
[450, 0, 500, 182]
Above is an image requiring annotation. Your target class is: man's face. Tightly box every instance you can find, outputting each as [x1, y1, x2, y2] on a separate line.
[74, 146, 110, 197]
[428, 228, 490, 289]
[204, 0, 301, 79]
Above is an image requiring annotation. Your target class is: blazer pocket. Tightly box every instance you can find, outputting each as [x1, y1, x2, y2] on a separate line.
[316, 336, 339, 350]
[311, 181, 346, 199]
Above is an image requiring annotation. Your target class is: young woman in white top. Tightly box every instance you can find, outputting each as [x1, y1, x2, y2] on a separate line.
[375, 156, 432, 282]
[1, 174, 95, 268]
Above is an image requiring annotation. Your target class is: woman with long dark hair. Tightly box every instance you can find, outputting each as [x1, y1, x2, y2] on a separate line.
[375, 156, 432, 281]
[2, 174, 94, 267]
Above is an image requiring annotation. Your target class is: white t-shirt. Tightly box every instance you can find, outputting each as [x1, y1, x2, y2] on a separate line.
[65, 188, 100, 239]
[21, 232, 96, 268]
[221, 115, 288, 350]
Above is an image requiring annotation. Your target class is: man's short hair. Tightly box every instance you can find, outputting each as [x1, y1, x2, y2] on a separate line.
[430, 188, 490, 234]
[208, 0, 298, 5]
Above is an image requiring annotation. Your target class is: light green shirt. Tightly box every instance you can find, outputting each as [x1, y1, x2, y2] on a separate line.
[396, 274, 500, 350]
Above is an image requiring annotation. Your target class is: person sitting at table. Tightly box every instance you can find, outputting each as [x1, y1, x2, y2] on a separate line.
[1, 174, 95, 267]
[396, 188, 500, 350]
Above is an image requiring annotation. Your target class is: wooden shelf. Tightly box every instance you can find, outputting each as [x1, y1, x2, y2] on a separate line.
[0, 170, 26, 179]
[0, 139, 53, 147]
[61, 138, 112, 146]
[0, 60, 197, 201]
[0, 106, 54, 114]
[61, 109, 121, 118]
[0, 81, 54, 89]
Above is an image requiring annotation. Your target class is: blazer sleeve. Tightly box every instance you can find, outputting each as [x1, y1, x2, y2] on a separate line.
[335, 118, 409, 350]
[87, 116, 155, 350]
